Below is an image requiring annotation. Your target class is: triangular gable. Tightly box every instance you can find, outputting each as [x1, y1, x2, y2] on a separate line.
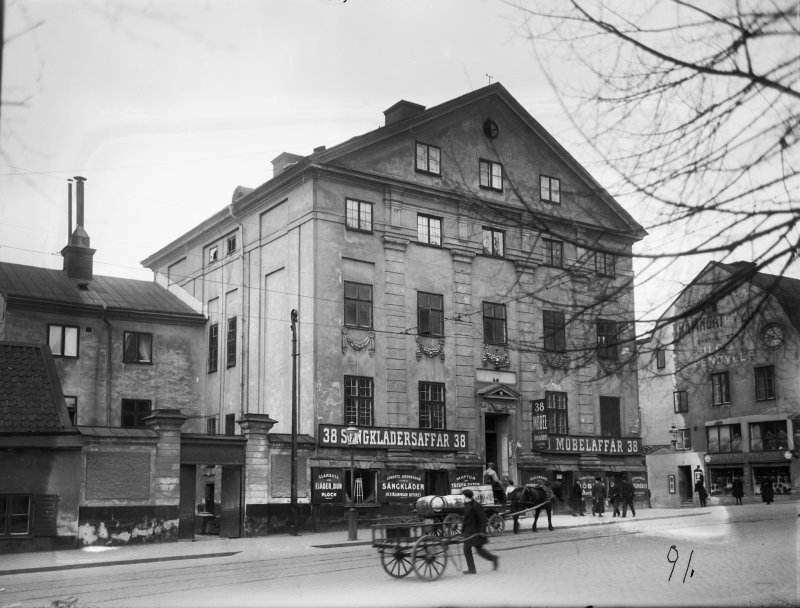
[475, 383, 521, 400]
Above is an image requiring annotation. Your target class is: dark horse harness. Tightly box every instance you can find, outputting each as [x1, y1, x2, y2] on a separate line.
[508, 483, 559, 533]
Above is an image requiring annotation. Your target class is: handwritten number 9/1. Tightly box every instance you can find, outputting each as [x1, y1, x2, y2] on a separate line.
[667, 545, 695, 582]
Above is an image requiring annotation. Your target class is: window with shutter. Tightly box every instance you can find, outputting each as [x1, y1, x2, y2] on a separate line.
[33, 494, 58, 537]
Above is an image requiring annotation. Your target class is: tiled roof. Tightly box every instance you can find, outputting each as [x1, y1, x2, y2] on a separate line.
[0, 261, 201, 317]
[0, 342, 72, 433]
[717, 262, 800, 333]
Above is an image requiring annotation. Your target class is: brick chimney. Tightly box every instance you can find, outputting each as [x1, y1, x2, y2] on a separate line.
[61, 176, 96, 280]
[271, 152, 305, 177]
[383, 100, 425, 126]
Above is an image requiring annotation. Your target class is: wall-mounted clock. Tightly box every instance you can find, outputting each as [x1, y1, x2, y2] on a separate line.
[483, 119, 499, 139]
[761, 323, 785, 349]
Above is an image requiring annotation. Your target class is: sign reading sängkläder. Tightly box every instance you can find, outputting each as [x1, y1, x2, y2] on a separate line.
[318, 424, 468, 451]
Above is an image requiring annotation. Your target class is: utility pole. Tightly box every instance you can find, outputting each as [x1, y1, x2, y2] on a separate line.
[290, 309, 299, 535]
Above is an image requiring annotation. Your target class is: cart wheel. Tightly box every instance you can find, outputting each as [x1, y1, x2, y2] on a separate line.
[443, 513, 463, 537]
[380, 542, 413, 578]
[412, 535, 448, 581]
[422, 519, 444, 537]
[487, 513, 505, 536]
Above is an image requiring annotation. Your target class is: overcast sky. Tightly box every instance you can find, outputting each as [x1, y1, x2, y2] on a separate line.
[3, 0, 780, 327]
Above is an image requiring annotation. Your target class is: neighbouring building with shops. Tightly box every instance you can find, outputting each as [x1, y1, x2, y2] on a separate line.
[640, 261, 799, 508]
[0, 179, 214, 552]
[142, 82, 648, 531]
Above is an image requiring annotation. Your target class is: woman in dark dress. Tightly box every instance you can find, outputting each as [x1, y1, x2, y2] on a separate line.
[731, 476, 744, 505]
[761, 479, 774, 505]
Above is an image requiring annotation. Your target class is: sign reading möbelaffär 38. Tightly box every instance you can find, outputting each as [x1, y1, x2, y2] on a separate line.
[318, 424, 468, 451]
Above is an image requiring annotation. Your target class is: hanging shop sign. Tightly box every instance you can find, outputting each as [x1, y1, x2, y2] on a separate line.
[311, 468, 345, 504]
[539, 435, 642, 455]
[632, 474, 649, 499]
[531, 399, 549, 451]
[379, 470, 425, 503]
[318, 424, 468, 451]
[450, 469, 483, 490]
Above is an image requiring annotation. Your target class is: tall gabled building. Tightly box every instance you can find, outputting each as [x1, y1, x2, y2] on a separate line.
[640, 261, 800, 507]
[143, 83, 647, 531]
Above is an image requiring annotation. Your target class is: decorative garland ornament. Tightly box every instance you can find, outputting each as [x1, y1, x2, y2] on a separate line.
[538, 352, 570, 371]
[416, 336, 445, 361]
[341, 327, 376, 357]
[482, 344, 510, 369]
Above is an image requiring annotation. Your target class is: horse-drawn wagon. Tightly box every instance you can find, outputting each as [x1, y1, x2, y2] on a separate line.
[411, 485, 507, 537]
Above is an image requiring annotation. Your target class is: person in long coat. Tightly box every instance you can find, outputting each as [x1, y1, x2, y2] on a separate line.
[591, 476, 607, 517]
[761, 479, 775, 505]
[608, 479, 622, 517]
[731, 476, 744, 505]
[695, 477, 708, 507]
[460, 489, 498, 574]
[571, 480, 585, 516]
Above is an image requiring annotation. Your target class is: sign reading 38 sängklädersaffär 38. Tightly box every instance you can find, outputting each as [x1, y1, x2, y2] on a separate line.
[318, 424, 468, 451]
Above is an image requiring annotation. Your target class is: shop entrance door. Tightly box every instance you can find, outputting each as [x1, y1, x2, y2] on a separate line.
[678, 466, 693, 503]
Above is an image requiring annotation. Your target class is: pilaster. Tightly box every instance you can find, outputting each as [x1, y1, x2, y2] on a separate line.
[143, 408, 188, 505]
[238, 413, 278, 505]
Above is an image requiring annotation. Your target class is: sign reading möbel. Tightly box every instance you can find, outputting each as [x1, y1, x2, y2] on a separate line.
[540, 435, 642, 455]
[318, 424, 468, 451]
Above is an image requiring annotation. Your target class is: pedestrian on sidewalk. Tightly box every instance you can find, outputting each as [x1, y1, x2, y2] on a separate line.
[695, 476, 708, 507]
[460, 488, 498, 574]
[732, 476, 744, 505]
[609, 478, 622, 517]
[621, 476, 636, 517]
[591, 476, 606, 517]
[761, 479, 774, 505]
[571, 480, 585, 516]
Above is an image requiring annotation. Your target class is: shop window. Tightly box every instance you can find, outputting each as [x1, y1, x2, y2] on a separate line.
[121, 399, 151, 428]
[417, 292, 444, 337]
[673, 390, 688, 413]
[345, 469, 378, 505]
[711, 372, 731, 405]
[48, 324, 79, 358]
[417, 214, 442, 247]
[599, 396, 621, 436]
[708, 468, 744, 497]
[345, 198, 373, 232]
[543, 310, 566, 352]
[545, 391, 568, 435]
[344, 375, 374, 426]
[344, 282, 373, 329]
[749, 420, 788, 451]
[482, 301, 507, 345]
[123, 331, 152, 364]
[415, 142, 441, 175]
[706, 424, 741, 453]
[482, 227, 505, 258]
[419, 382, 445, 429]
[0, 495, 31, 537]
[754, 366, 775, 401]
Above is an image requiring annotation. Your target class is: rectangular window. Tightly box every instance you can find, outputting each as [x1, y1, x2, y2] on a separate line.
[208, 245, 219, 265]
[123, 331, 153, 364]
[674, 428, 692, 451]
[707, 424, 741, 453]
[225, 413, 236, 436]
[206, 416, 217, 435]
[415, 142, 441, 175]
[596, 319, 618, 359]
[596, 252, 616, 277]
[345, 198, 373, 232]
[482, 302, 507, 345]
[749, 421, 788, 451]
[656, 348, 666, 369]
[417, 292, 444, 337]
[208, 323, 219, 373]
[0, 495, 31, 536]
[344, 376, 374, 426]
[482, 227, 505, 257]
[599, 396, 621, 437]
[226, 317, 237, 368]
[419, 382, 445, 429]
[226, 235, 237, 255]
[673, 390, 688, 413]
[48, 324, 79, 358]
[344, 281, 373, 329]
[755, 366, 775, 401]
[711, 372, 731, 405]
[540, 175, 561, 204]
[479, 159, 503, 191]
[121, 399, 151, 428]
[417, 214, 442, 246]
[543, 238, 563, 268]
[543, 310, 566, 352]
[544, 391, 568, 435]
[64, 396, 77, 425]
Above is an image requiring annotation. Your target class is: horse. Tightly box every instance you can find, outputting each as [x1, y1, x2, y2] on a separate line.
[507, 481, 564, 534]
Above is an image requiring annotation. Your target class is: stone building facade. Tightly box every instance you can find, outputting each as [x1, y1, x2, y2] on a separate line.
[143, 83, 647, 530]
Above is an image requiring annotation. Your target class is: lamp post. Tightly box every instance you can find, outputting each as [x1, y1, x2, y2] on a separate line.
[343, 425, 358, 541]
[669, 423, 680, 449]
[290, 309, 298, 536]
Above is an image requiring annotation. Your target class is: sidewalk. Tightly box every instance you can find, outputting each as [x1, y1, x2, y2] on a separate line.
[2, 497, 797, 576]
